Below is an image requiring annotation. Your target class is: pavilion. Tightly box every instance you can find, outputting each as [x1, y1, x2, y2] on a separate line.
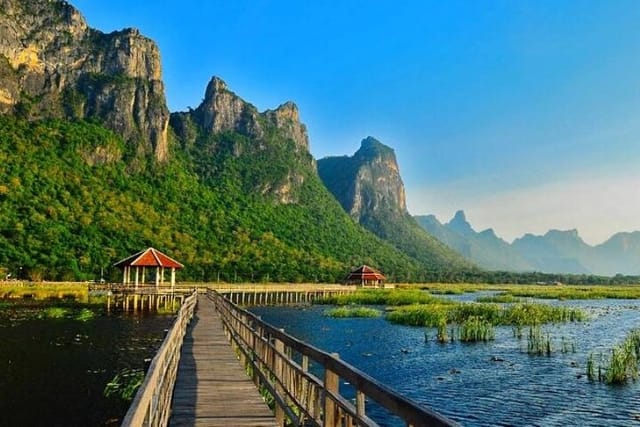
[345, 265, 386, 287]
[113, 247, 184, 289]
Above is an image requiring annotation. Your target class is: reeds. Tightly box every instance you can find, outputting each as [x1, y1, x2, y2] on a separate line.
[588, 329, 640, 384]
[527, 326, 552, 356]
[459, 316, 495, 342]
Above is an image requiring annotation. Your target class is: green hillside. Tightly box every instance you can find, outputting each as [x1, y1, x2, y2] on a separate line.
[0, 116, 448, 282]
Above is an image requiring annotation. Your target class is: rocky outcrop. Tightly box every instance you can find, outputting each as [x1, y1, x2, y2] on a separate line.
[0, 0, 169, 161]
[318, 136, 407, 222]
[171, 76, 313, 204]
[318, 137, 475, 271]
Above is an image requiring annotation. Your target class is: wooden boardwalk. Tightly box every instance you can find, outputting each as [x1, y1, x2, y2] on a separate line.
[169, 296, 276, 427]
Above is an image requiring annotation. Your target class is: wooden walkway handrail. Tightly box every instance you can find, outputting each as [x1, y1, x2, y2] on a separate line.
[208, 289, 459, 427]
[121, 290, 198, 427]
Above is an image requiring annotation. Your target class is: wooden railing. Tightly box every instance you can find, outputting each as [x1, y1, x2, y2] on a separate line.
[208, 289, 459, 427]
[121, 290, 198, 427]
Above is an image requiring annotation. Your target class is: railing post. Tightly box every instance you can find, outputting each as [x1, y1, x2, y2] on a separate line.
[324, 354, 340, 427]
[275, 332, 286, 426]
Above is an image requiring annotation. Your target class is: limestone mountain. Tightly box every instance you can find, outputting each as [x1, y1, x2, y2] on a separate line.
[415, 212, 533, 271]
[0, 0, 169, 160]
[0, 0, 481, 282]
[318, 138, 475, 273]
[511, 230, 592, 274]
[170, 76, 314, 204]
[416, 211, 640, 276]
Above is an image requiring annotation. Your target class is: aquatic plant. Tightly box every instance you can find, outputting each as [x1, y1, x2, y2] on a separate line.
[403, 283, 640, 301]
[40, 307, 69, 319]
[386, 301, 586, 328]
[459, 316, 495, 342]
[436, 319, 448, 343]
[75, 308, 95, 322]
[589, 329, 640, 384]
[319, 289, 448, 306]
[324, 306, 381, 318]
[526, 326, 552, 356]
[476, 294, 522, 303]
[103, 368, 145, 401]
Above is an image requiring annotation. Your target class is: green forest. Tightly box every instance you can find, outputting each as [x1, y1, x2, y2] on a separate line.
[0, 116, 441, 282]
[1, 116, 637, 285]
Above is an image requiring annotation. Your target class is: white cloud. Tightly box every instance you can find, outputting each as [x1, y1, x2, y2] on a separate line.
[407, 171, 640, 245]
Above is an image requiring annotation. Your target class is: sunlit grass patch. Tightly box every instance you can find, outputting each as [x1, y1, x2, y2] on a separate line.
[324, 306, 381, 318]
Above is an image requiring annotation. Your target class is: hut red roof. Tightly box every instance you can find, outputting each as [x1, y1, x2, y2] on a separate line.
[113, 247, 184, 269]
[346, 265, 386, 281]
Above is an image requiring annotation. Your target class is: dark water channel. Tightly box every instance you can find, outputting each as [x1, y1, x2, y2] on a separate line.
[251, 295, 640, 426]
[0, 299, 174, 426]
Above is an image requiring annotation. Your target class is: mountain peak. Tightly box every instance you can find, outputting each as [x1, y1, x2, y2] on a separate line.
[453, 210, 467, 222]
[356, 136, 394, 159]
[205, 76, 229, 95]
[447, 210, 474, 235]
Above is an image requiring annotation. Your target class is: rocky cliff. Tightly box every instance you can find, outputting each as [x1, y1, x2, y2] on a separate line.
[0, 0, 169, 160]
[318, 137, 407, 223]
[170, 76, 313, 204]
[318, 137, 474, 271]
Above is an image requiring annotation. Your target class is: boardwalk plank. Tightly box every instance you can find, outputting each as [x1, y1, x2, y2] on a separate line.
[169, 296, 276, 427]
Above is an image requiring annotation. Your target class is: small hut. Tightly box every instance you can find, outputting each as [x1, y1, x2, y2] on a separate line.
[113, 247, 184, 289]
[345, 265, 386, 287]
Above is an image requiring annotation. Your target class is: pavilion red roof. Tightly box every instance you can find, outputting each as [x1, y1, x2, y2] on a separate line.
[113, 247, 184, 269]
[345, 265, 386, 281]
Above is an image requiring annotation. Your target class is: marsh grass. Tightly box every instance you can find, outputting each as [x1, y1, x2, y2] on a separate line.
[476, 294, 522, 303]
[589, 329, 640, 384]
[527, 326, 552, 356]
[0, 283, 88, 301]
[319, 289, 446, 306]
[459, 316, 495, 342]
[402, 283, 640, 300]
[324, 306, 381, 318]
[386, 302, 586, 327]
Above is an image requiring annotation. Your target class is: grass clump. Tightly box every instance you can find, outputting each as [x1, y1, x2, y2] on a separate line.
[527, 326, 552, 356]
[104, 368, 145, 401]
[476, 293, 522, 303]
[459, 316, 495, 342]
[588, 329, 640, 384]
[320, 289, 447, 306]
[40, 307, 69, 319]
[324, 306, 381, 318]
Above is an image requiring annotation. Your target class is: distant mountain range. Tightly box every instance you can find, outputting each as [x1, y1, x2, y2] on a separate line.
[416, 211, 640, 276]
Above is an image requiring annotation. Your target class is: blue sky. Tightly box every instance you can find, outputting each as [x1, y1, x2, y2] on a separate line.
[73, 0, 640, 244]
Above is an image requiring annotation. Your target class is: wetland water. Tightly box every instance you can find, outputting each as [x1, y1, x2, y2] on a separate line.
[0, 299, 174, 426]
[252, 295, 640, 426]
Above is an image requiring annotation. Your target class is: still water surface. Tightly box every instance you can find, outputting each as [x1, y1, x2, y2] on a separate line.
[0, 300, 173, 426]
[252, 295, 640, 426]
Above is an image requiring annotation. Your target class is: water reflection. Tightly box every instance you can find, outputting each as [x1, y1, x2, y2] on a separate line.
[0, 300, 174, 426]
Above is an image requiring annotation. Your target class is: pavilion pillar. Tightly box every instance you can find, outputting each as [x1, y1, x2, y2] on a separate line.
[126, 266, 131, 285]
[141, 267, 146, 284]
[161, 267, 165, 286]
[171, 267, 176, 290]
[122, 267, 127, 285]
[135, 266, 139, 290]
[155, 266, 159, 288]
